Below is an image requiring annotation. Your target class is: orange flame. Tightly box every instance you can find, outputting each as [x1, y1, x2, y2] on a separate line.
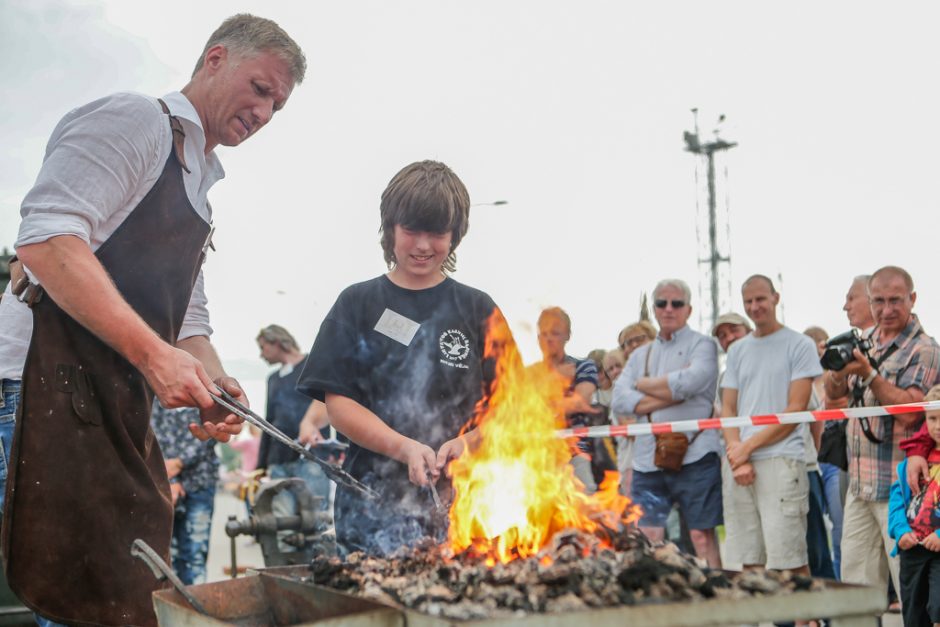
[447, 311, 641, 564]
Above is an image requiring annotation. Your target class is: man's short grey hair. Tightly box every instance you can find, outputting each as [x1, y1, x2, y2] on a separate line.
[653, 278, 692, 303]
[192, 14, 306, 85]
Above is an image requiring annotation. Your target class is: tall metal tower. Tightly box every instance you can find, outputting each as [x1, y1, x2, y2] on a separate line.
[683, 109, 737, 332]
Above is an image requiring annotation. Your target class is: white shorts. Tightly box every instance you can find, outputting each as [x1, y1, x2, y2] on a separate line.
[722, 456, 809, 570]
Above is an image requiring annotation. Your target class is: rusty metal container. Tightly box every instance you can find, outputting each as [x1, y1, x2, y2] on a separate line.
[151, 569, 401, 627]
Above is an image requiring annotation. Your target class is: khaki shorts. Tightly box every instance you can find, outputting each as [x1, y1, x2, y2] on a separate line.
[722, 456, 809, 570]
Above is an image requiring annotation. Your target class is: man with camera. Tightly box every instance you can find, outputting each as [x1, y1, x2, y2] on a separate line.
[823, 266, 940, 595]
[721, 275, 820, 578]
[612, 279, 722, 567]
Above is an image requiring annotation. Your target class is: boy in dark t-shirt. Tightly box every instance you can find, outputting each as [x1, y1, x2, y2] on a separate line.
[297, 160, 511, 555]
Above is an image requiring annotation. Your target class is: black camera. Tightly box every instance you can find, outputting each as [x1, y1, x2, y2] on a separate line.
[819, 329, 874, 371]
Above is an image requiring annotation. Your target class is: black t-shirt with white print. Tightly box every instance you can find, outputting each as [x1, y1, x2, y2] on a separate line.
[297, 275, 498, 554]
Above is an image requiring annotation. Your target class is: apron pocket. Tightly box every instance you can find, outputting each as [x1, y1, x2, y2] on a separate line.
[55, 364, 103, 426]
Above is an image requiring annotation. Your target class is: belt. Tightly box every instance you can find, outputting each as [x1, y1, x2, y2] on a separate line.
[9, 256, 43, 307]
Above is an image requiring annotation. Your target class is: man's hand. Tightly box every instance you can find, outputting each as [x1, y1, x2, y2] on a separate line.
[143, 344, 217, 409]
[170, 481, 185, 507]
[907, 455, 929, 495]
[921, 533, 940, 552]
[188, 376, 245, 443]
[400, 439, 438, 487]
[298, 419, 325, 446]
[165, 458, 183, 479]
[898, 532, 919, 550]
[836, 348, 873, 379]
[562, 393, 603, 417]
[733, 461, 756, 486]
[436, 437, 466, 476]
[726, 440, 752, 470]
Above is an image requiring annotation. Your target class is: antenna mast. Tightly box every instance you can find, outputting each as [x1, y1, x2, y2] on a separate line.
[684, 109, 737, 332]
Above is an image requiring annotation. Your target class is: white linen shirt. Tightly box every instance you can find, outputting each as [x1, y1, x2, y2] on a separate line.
[0, 91, 224, 381]
[611, 325, 721, 472]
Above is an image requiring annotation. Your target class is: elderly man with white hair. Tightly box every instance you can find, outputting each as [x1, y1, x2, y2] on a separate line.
[612, 278, 722, 567]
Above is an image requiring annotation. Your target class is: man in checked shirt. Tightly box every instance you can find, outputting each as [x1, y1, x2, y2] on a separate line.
[824, 266, 940, 598]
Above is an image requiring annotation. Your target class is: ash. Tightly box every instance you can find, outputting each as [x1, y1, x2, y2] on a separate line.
[305, 528, 825, 620]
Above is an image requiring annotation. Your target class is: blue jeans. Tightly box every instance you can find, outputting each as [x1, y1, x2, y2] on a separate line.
[171, 486, 216, 585]
[269, 459, 331, 512]
[0, 380, 67, 627]
[806, 469, 836, 579]
[0, 379, 20, 515]
[819, 461, 844, 579]
[269, 460, 332, 552]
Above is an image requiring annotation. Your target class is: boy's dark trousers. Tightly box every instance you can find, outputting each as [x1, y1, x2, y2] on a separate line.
[899, 543, 940, 627]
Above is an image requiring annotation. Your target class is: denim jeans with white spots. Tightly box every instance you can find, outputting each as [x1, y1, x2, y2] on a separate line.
[1, 380, 68, 627]
[171, 486, 216, 585]
[0, 379, 20, 515]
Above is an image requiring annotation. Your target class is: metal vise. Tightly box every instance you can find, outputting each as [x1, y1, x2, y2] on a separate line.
[224, 478, 334, 570]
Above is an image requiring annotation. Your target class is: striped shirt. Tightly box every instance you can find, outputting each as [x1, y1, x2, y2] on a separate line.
[847, 315, 940, 501]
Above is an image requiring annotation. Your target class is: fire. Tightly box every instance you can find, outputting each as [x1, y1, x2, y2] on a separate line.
[447, 311, 641, 564]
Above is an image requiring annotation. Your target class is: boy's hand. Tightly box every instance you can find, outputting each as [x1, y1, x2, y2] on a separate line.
[907, 456, 929, 495]
[921, 533, 940, 552]
[898, 532, 918, 550]
[401, 439, 438, 487]
[436, 437, 465, 476]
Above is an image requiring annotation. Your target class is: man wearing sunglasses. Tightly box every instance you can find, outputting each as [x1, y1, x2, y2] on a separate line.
[612, 279, 722, 567]
[721, 274, 821, 582]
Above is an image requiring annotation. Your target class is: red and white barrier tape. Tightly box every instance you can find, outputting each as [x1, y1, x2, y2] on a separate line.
[556, 400, 940, 439]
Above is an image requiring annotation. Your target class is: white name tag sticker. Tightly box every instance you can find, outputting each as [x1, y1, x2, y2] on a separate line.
[374, 308, 420, 346]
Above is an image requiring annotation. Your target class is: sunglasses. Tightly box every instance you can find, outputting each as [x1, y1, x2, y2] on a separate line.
[654, 299, 686, 309]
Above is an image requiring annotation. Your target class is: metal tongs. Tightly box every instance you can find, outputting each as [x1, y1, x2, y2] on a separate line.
[210, 388, 379, 500]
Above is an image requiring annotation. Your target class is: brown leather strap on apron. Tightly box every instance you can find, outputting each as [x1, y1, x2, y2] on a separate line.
[2, 102, 210, 627]
[158, 98, 190, 174]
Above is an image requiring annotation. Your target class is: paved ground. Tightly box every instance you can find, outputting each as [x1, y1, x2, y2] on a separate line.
[205, 488, 264, 582]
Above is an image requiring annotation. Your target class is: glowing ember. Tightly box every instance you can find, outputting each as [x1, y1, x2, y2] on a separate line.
[447, 311, 641, 564]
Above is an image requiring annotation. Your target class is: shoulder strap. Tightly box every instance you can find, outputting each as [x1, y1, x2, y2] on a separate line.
[851, 341, 902, 443]
[157, 98, 191, 174]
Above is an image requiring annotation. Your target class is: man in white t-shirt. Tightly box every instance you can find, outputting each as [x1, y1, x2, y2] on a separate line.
[721, 274, 822, 579]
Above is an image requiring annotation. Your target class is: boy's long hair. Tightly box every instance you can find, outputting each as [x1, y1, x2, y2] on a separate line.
[925, 384, 940, 403]
[379, 160, 470, 274]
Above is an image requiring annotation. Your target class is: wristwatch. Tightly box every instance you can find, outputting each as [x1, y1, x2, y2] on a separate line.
[860, 369, 878, 387]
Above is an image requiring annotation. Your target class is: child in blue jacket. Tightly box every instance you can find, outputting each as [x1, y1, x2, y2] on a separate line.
[888, 384, 940, 627]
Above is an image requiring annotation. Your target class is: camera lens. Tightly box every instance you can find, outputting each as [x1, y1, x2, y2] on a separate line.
[820, 346, 850, 371]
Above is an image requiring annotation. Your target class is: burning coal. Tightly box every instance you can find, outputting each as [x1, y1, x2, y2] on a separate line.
[307, 528, 823, 620]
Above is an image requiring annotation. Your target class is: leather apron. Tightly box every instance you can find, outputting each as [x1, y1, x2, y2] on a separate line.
[2, 101, 211, 627]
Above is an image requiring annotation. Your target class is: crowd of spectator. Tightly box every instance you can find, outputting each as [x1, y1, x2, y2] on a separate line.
[543, 265, 940, 625]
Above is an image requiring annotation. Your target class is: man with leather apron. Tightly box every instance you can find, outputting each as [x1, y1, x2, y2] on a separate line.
[0, 15, 306, 626]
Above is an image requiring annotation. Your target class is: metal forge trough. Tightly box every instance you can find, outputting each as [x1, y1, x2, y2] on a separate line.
[153, 564, 885, 627]
[154, 526, 886, 627]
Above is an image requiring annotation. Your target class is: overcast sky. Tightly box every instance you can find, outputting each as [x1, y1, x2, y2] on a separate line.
[3, 0, 940, 386]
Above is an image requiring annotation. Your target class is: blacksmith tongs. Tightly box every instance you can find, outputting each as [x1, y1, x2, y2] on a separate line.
[210, 388, 379, 500]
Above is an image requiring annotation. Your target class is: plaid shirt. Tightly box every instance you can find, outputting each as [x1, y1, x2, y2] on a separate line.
[847, 315, 940, 501]
[151, 400, 219, 494]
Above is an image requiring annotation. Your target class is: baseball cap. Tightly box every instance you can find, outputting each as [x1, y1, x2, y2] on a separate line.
[711, 312, 752, 337]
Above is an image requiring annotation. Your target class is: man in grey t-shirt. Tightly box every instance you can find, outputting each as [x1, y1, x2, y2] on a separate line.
[721, 274, 821, 575]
